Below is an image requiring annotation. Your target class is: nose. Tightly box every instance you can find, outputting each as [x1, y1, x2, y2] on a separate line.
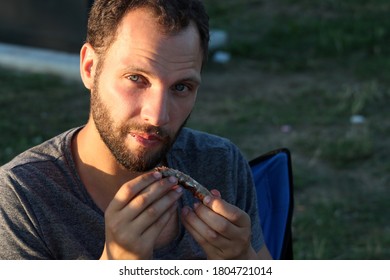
[140, 87, 170, 126]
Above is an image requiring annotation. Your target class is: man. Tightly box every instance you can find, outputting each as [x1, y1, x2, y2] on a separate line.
[0, 0, 271, 260]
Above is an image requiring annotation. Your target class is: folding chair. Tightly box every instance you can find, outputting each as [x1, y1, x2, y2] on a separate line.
[249, 148, 294, 259]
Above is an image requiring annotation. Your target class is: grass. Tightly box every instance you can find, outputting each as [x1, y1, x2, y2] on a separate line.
[1, 0, 389, 259]
[0, 71, 88, 162]
[205, 0, 390, 74]
[200, 0, 390, 259]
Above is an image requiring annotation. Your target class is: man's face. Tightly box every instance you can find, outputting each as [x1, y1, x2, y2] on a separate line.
[90, 8, 203, 172]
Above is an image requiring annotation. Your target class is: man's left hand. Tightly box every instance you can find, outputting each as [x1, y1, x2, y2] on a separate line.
[181, 190, 258, 259]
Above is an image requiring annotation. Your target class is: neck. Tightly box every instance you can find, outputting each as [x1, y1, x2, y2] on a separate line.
[71, 122, 141, 211]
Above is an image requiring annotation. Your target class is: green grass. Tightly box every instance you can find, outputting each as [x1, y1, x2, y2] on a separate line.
[0, 70, 89, 162]
[1, 0, 389, 259]
[205, 0, 390, 76]
[201, 0, 390, 259]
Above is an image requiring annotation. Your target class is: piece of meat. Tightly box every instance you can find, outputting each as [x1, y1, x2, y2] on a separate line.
[155, 166, 212, 201]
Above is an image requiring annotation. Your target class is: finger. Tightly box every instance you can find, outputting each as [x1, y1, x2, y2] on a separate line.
[181, 206, 218, 245]
[181, 205, 228, 243]
[120, 176, 179, 220]
[202, 196, 250, 228]
[104, 188, 182, 258]
[181, 206, 232, 259]
[192, 202, 239, 240]
[109, 171, 162, 212]
[132, 187, 183, 234]
[142, 202, 178, 242]
[182, 205, 252, 259]
[210, 189, 221, 198]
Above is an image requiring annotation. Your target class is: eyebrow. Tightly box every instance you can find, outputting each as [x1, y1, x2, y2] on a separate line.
[124, 65, 202, 85]
[177, 75, 202, 86]
[124, 66, 154, 77]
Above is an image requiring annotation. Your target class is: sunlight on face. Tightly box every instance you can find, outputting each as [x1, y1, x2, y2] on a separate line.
[90, 82, 182, 172]
[88, 9, 202, 172]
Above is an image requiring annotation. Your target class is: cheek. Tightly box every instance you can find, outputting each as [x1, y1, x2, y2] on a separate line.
[98, 79, 140, 122]
[170, 94, 196, 121]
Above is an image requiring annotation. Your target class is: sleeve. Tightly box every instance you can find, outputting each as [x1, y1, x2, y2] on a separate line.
[0, 170, 52, 259]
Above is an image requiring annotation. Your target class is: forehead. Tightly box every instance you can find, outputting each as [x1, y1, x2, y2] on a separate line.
[103, 8, 203, 73]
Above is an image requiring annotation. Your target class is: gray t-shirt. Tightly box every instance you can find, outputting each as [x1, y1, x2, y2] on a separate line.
[0, 127, 263, 259]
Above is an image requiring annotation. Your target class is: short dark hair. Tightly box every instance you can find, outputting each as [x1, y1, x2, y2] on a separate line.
[87, 0, 210, 63]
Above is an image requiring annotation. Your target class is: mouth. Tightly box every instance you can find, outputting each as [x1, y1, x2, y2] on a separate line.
[130, 132, 164, 146]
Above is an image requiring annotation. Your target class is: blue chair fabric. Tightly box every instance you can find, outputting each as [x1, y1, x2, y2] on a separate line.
[249, 148, 294, 259]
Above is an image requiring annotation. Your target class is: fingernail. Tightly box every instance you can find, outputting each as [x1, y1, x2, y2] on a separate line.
[182, 207, 189, 216]
[211, 189, 221, 198]
[175, 186, 183, 194]
[169, 176, 178, 184]
[194, 202, 200, 210]
[153, 171, 162, 179]
[203, 195, 212, 205]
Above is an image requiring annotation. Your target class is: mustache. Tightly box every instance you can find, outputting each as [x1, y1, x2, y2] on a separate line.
[120, 122, 170, 139]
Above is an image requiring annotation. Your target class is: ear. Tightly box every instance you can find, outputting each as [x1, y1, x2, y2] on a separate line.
[80, 43, 98, 90]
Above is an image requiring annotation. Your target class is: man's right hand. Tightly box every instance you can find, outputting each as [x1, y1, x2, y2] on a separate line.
[100, 171, 182, 259]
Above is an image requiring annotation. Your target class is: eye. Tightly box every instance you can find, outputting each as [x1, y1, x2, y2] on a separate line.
[128, 75, 140, 82]
[171, 82, 197, 97]
[174, 83, 187, 92]
[126, 74, 150, 88]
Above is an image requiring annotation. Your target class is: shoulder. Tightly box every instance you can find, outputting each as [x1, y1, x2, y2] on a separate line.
[1, 128, 79, 174]
[0, 128, 80, 193]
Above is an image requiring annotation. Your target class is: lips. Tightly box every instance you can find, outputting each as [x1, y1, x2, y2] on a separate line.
[130, 132, 163, 146]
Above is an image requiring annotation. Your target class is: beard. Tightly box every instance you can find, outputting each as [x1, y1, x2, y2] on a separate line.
[90, 71, 188, 172]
